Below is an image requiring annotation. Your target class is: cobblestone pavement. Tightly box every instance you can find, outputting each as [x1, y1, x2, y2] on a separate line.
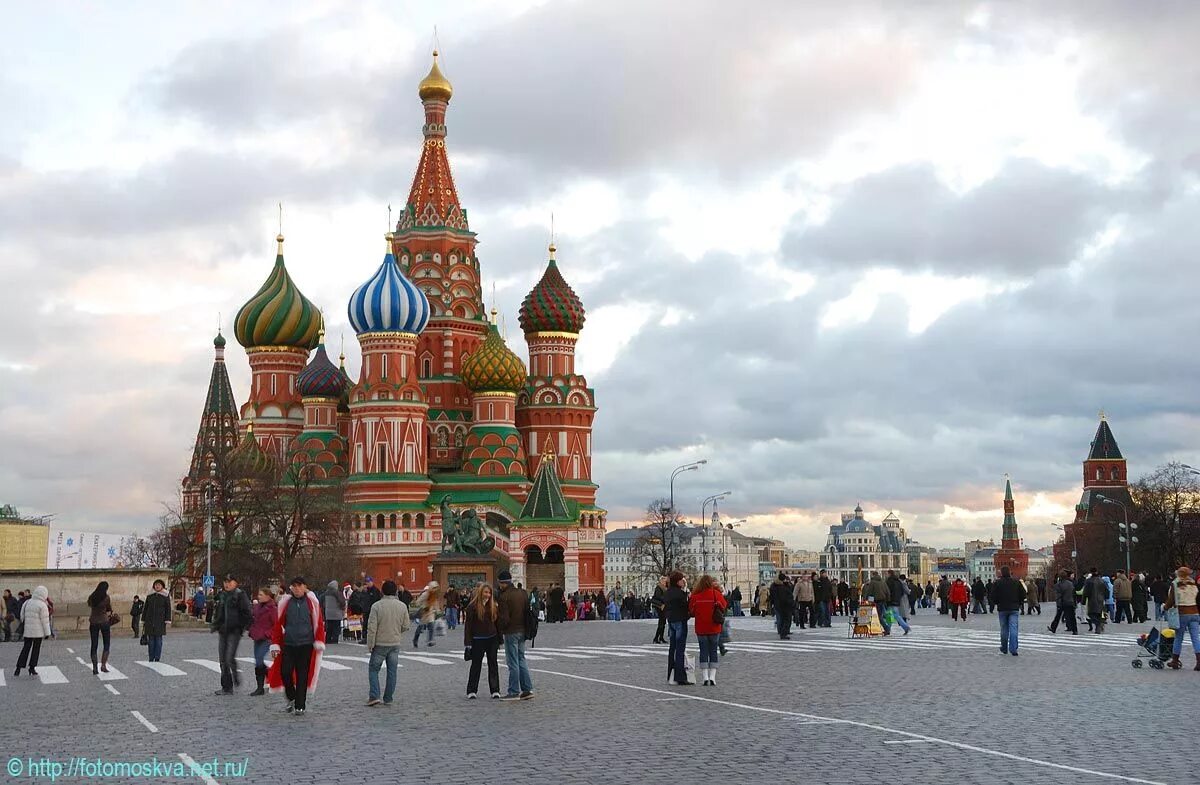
[1, 610, 1181, 785]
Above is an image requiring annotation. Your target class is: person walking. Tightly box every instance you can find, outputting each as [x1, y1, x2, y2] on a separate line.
[1083, 570, 1107, 634]
[864, 571, 890, 632]
[130, 596, 144, 638]
[2, 589, 17, 642]
[412, 582, 441, 648]
[463, 583, 501, 699]
[1047, 571, 1078, 635]
[949, 578, 969, 621]
[12, 586, 50, 677]
[769, 573, 794, 640]
[971, 578, 988, 615]
[141, 580, 171, 662]
[323, 580, 345, 645]
[1131, 573, 1148, 624]
[730, 585, 743, 616]
[1102, 573, 1116, 623]
[688, 575, 728, 686]
[651, 576, 669, 644]
[365, 580, 409, 706]
[883, 571, 911, 636]
[86, 581, 114, 675]
[1112, 570, 1134, 624]
[1024, 577, 1040, 616]
[444, 586, 460, 630]
[937, 577, 951, 615]
[497, 571, 534, 701]
[360, 577, 381, 646]
[267, 577, 325, 715]
[1150, 575, 1169, 621]
[248, 587, 276, 696]
[814, 571, 834, 627]
[990, 566, 1026, 656]
[1165, 566, 1200, 671]
[210, 574, 252, 695]
[665, 571, 693, 686]
[792, 573, 814, 630]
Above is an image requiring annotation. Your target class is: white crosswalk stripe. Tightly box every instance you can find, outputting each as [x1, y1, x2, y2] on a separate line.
[0, 668, 5, 687]
[35, 666, 68, 684]
[136, 661, 188, 676]
[184, 659, 222, 673]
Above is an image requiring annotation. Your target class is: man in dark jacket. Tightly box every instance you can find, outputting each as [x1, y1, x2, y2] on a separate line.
[884, 570, 911, 635]
[547, 583, 565, 623]
[814, 571, 833, 627]
[1150, 575, 1170, 621]
[1047, 571, 1078, 635]
[769, 573, 794, 639]
[651, 576, 668, 643]
[130, 596, 144, 638]
[971, 578, 988, 614]
[211, 575, 253, 694]
[360, 577, 382, 646]
[496, 571, 533, 701]
[141, 580, 171, 662]
[988, 566, 1027, 656]
[937, 577, 951, 614]
[729, 585, 743, 616]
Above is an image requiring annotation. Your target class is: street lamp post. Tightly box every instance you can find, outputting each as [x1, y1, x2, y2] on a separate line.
[668, 460, 707, 521]
[720, 519, 744, 590]
[701, 492, 731, 574]
[1096, 494, 1138, 575]
[1051, 523, 1078, 570]
[205, 463, 216, 587]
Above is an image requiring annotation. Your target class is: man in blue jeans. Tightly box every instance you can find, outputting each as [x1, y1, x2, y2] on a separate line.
[989, 565, 1027, 656]
[496, 571, 534, 701]
[365, 580, 410, 706]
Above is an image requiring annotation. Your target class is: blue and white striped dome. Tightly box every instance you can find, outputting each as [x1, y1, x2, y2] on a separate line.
[347, 237, 431, 335]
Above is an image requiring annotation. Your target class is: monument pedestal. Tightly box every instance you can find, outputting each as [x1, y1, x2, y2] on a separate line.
[432, 551, 509, 594]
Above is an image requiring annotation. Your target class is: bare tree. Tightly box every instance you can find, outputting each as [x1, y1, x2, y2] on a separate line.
[629, 498, 697, 584]
[116, 531, 153, 568]
[1131, 461, 1200, 575]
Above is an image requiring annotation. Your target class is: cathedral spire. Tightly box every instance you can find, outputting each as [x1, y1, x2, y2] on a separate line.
[400, 49, 467, 233]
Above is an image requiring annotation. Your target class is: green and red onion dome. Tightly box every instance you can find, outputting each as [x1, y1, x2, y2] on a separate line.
[297, 341, 344, 398]
[227, 425, 275, 478]
[234, 235, 322, 350]
[518, 243, 585, 335]
[461, 320, 528, 393]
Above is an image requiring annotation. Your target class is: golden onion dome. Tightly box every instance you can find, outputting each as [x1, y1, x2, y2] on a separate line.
[461, 318, 527, 393]
[418, 50, 453, 103]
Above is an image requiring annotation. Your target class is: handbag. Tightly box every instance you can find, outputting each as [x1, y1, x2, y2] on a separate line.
[711, 595, 725, 626]
[107, 612, 121, 626]
[139, 633, 148, 646]
[463, 645, 472, 662]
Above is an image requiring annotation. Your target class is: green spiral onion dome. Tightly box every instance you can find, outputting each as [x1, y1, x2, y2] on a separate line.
[234, 235, 321, 350]
[518, 243, 585, 334]
[461, 320, 528, 393]
[226, 425, 275, 478]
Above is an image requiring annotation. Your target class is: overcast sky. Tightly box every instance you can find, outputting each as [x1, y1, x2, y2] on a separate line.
[2, 1, 1198, 550]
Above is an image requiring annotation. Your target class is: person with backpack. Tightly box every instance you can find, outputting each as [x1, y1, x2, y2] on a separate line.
[496, 571, 534, 701]
[687, 575, 728, 686]
[12, 586, 50, 678]
[210, 574, 252, 695]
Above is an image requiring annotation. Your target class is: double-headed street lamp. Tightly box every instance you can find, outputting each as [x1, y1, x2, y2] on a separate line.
[1095, 494, 1138, 575]
[667, 460, 707, 520]
[1051, 523, 1077, 569]
[701, 492, 731, 574]
[720, 518, 745, 588]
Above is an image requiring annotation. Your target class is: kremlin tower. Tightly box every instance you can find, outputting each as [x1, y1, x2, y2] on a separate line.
[183, 51, 605, 593]
[1053, 413, 1133, 572]
[992, 476, 1028, 579]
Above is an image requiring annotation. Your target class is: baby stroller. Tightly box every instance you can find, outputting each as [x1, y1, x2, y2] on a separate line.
[1131, 627, 1174, 669]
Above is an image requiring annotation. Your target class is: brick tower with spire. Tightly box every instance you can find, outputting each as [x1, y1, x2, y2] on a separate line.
[1054, 413, 1133, 572]
[394, 51, 487, 471]
[993, 476, 1028, 579]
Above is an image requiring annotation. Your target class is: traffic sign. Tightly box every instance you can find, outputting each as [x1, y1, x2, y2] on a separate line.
[202, 574, 215, 589]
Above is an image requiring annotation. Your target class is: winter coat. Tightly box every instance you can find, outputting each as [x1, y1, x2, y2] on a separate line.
[1054, 578, 1076, 609]
[1150, 579, 1170, 603]
[948, 581, 968, 605]
[864, 576, 890, 605]
[884, 576, 906, 607]
[211, 587, 252, 633]
[650, 585, 667, 612]
[323, 581, 346, 620]
[248, 599, 276, 642]
[266, 592, 325, 694]
[687, 586, 728, 636]
[496, 584, 528, 636]
[463, 600, 499, 643]
[769, 579, 794, 610]
[937, 579, 951, 600]
[971, 580, 987, 599]
[365, 595, 411, 649]
[1025, 579, 1039, 604]
[1085, 576, 1109, 615]
[416, 587, 442, 626]
[988, 576, 1026, 612]
[1112, 575, 1132, 601]
[20, 587, 51, 638]
[141, 591, 171, 637]
[87, 594, 113, 626]
[1131, 579, 1148, 605]
[793, 577, 814, 603]
[130, 599, 144, 620]
[813, 577, 833, 603]
[1101, 576, 1115, 605]
[665, 586, 690, 623]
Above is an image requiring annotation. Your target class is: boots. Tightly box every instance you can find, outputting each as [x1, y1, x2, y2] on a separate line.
[1194, 653, 1200, 672]
[101, 653, 109, 673]
[1168, 654, 1182, 669]
[700, 667, 711, 686]
[250, 665, 266, 696]
[92, 658, 99, 675]
[708, 668, 716, 685]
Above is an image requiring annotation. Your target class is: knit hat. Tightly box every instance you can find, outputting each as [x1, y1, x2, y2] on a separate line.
[498, 570, 513, 583]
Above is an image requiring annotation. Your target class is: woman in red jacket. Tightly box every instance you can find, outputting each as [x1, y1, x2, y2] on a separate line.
[687, 575, 728, 686]
[948, 579, 969, 622]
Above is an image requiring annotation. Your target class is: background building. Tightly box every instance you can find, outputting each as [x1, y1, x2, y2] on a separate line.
[0, 505, 51, 570]
[819, 504, 907, 588]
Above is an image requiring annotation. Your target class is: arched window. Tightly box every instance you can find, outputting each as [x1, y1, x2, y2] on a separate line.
[402, 514, 412, 529]
[376, 514, 385, 530]
[416, 514, 426, 529]
[422, 357, 432, 377]
[389, 514, 397, 529]
[1095, 467, 1103, 481]
[1110, 467, 1119, 481]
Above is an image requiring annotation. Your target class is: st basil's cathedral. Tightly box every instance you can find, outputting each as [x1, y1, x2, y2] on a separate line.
[181, 53, 606, 593]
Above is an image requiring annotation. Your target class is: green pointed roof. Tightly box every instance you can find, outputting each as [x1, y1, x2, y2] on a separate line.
[234, 234, 321, 350]
[1004, 477, 1013, 501]
[1088, 416, 1123, 460]
[518, 440, 572, 522]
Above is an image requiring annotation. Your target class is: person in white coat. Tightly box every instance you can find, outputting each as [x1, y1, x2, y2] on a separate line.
[14, 586, 51, 677]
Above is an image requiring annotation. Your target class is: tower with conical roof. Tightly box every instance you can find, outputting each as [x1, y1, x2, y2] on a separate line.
[393, 50, 488, 472]
[993, 476, 1028, 579]
[182, 331, 240, 518]
[234, 233, 321, 459]
[1055, 412, 1134, 572]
